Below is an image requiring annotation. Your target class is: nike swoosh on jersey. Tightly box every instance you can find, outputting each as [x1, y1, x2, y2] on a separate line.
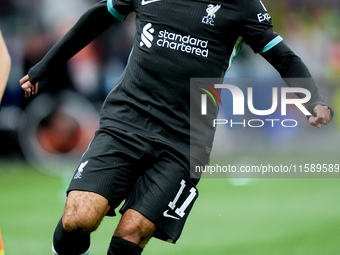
[163, 210, 180, 220]
[141, 0, 161, 5]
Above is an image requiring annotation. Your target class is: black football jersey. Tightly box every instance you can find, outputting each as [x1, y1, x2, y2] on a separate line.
[102, 0, 282, 160]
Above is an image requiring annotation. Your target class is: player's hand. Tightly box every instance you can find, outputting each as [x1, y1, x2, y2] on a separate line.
[308, 105, 332, 128]
[20, 74, 39, 98]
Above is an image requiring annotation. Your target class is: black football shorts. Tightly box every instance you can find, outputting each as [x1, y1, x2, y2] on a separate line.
[67, 127, 199, 243]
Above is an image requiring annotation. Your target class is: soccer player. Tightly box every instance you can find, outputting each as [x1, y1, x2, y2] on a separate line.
[20, 0, 333, 254]
[0, 30, 11, 104]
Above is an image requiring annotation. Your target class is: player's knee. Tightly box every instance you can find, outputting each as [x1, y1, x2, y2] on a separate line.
[114, 209, 156, 247]
[115, 226, 153, 247]
[62, 212, 98, 234]
[62, 190, 110, 233]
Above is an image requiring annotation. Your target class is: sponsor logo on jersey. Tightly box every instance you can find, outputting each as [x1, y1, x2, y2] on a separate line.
[257, 12, 271, 22]
[74, 160, 88, 179]
[257, 0, 270, 22]
[140, 23, 209, 57]
[140, 23, 154, 48]
[157, 30, 209, 57]
[202, 4, 221, 26]
[141, 0, 161, 5]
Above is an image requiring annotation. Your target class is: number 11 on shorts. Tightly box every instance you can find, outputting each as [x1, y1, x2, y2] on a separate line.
[168, 179, 197, 218]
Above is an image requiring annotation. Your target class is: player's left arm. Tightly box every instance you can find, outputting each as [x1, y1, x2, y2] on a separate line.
[20, 0, 119, 97]
[261, 41, 333, 128]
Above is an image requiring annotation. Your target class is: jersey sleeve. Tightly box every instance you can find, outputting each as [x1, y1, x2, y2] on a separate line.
[240, 0, 283, 54]
[28, 1, 118, 84]
[107, 0, 135, 20]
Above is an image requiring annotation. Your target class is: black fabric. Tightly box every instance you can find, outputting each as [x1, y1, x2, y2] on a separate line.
[240, 0, 277, 53]
[262, 41, 334, 117]
[67, 127, 199, 243]
[53, 218, 90, 255]
[107, 236, 143, 255]
[261, 41, 312, 78]
[108, 0, 135, 17]
[100, 0, 283, 160]
[28, 1, 117, 84]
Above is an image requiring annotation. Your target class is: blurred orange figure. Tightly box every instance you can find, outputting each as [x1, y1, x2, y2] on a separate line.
[0, 30, 11, 104]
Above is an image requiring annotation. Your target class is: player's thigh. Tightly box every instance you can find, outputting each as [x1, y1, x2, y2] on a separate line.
[67, 128, 151, 217]
[62, 190, 110, 232]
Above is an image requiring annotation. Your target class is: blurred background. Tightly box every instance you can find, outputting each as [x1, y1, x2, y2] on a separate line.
[1, 0, 340, 166]
[1, 0, 340, 254]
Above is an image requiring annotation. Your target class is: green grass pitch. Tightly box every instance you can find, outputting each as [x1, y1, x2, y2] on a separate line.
[0, 157, 339, 255]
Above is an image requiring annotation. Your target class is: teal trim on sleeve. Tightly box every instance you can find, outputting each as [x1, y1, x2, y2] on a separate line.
[107, 1, 126, 20]
[227, 36, 244, 71]
[260, 35, 283, 54]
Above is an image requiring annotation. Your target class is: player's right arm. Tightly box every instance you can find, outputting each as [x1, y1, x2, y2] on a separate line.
[239, 0, 333, 128]
[20, 0, 120, 97]
[261, 42, 333, 128]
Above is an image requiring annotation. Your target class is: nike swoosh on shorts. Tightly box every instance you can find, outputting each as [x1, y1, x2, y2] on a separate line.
[163, 210, 180, 220]
[141, 0, 161, 5]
